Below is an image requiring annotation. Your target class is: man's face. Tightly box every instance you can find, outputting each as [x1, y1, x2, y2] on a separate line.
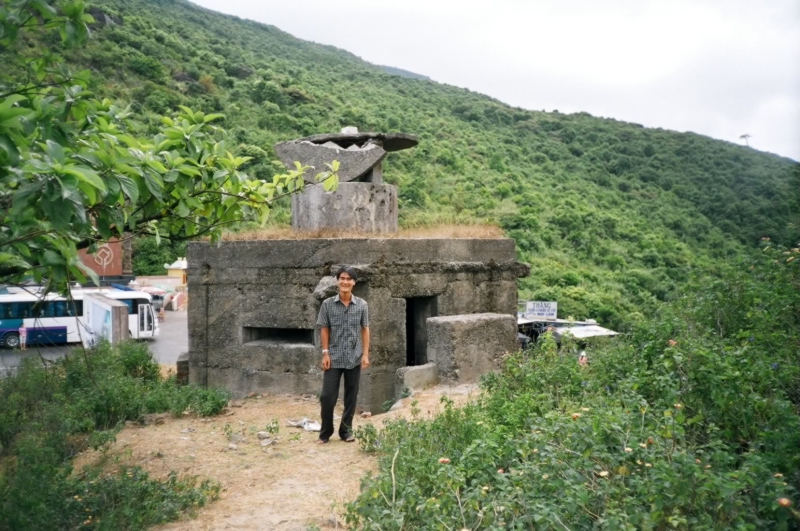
[338, 272, 355, 294]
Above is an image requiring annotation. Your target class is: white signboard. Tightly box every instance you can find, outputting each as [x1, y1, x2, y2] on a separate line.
[525, 301, 558, 319]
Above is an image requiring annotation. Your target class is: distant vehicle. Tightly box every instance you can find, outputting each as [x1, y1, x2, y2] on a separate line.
[0, 288, 159, 348]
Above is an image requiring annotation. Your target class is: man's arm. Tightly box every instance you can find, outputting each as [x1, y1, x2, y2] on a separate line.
[361, 326, 370, 369]
[317, 300, 332, 370]
[321, 327, 331, 370]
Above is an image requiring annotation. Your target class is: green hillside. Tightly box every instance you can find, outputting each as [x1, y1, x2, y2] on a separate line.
[16, 0, 798, 329]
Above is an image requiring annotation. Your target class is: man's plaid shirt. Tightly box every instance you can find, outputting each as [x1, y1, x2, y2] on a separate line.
[316, 294, 370, 369]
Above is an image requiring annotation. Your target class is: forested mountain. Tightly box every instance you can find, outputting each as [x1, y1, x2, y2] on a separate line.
[378, 65, 432, 80]
[13, 0, 797, 329]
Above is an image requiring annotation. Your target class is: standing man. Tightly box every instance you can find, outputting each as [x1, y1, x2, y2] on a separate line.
[18, 323, 27, 351]
[316, 266, 370, 444]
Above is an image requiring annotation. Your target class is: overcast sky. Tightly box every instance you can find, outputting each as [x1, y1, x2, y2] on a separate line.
[192, 0, 800, 161]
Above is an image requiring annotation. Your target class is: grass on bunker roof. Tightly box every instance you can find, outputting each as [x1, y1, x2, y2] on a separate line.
[218, 224, 505, 241]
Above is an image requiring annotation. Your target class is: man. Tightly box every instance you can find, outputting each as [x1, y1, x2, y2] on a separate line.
[18, 324, 27, 351]
[316, 266, 370, 444]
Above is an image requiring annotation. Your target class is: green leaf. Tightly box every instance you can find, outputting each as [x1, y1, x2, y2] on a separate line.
[75, 259, 100, 287]
[42, 249, 65, 266]
[116, 174, 139, 204]
[322, 174, 339, 192]
[175, 200, 190, 217]
[0, 95, 27, 112]
[44, 139, 66, 163]
[143, 171, 165, 201]
[57, 174, 79, 198]
[0, 252, 31, 270]
[61, 165, 106, 193]
[0, 134, 20, 165]
[177, 165, 201, 177]
[203, 113, 225, 123]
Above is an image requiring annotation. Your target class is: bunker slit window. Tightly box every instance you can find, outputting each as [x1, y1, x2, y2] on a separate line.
[242, 327, 314, 346]
[404, 296, 438, 366]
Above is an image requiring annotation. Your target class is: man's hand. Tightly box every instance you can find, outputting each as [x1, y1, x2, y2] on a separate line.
[322, 353, 331, 371]
[361, 356, 370, 369]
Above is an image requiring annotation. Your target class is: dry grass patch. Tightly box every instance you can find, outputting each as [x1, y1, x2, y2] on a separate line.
[70, 383, 480, 531]
[219, 224, 505, 241]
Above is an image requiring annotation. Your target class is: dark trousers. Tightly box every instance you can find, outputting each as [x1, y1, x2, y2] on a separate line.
[319, 365, 361, 441]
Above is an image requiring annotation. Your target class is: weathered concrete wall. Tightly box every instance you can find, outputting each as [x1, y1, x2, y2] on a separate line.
[187, 238, 528, 412]
[427, 313, 518, 382]
[291, 183, 398, 233]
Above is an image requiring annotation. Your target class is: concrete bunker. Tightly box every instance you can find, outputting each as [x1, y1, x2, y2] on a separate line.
[187, 128, 530, 412]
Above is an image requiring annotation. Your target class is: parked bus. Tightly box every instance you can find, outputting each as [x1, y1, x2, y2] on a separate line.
[0, 288, 159, 348]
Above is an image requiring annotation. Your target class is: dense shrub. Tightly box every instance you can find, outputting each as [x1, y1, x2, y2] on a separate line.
[348, 246, 800, 530]
[0, 341, 229, 530]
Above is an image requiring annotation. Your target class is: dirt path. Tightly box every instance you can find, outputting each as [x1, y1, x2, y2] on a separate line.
[74, 384, 479, 531]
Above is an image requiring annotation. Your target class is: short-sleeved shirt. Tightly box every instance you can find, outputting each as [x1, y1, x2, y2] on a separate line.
[316, 294, 369, 369]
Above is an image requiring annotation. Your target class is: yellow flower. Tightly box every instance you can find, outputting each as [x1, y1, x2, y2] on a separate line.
[542, 474, 549, 480]
[598, 470, 609, 477]
[774, 473, 784, 478]
[624, 447, 633, 453]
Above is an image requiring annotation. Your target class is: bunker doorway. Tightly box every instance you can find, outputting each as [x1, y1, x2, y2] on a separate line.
[405, 296, 438, 366]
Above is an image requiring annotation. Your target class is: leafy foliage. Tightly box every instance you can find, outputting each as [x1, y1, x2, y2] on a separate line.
[347, 245, 800, 530]
[0, 340, 229, 530]
[0, 0, 337, 294]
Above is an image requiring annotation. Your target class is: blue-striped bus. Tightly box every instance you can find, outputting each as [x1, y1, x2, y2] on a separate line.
[0, 288, 159, 348]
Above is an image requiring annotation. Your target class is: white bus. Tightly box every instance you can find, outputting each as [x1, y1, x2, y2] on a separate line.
[0, 288, 159, 348]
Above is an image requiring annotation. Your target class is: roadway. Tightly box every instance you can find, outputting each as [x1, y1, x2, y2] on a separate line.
[0, 310, 189, 377]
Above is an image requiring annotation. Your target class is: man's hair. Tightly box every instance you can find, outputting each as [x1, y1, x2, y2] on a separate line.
[335, 266, 358, 281]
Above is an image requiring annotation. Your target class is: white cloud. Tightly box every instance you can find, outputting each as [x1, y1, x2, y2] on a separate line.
[191, 0, 800, 160]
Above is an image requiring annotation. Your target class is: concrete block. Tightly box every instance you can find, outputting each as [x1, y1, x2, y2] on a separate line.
[291, 183, 398, 233]
[188, 356, 207, 386]
[274, 138, 387, 183]
[396, 362, 438, 397]
[187, 238, 521, 270]
[359, 367, 396, 413]
[313, 276, 339, 300]
[206, 367, 321, 399]
[427, 313, 518, 382]
[383, 273, 447, 298]
[176, 351, 189, 384]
